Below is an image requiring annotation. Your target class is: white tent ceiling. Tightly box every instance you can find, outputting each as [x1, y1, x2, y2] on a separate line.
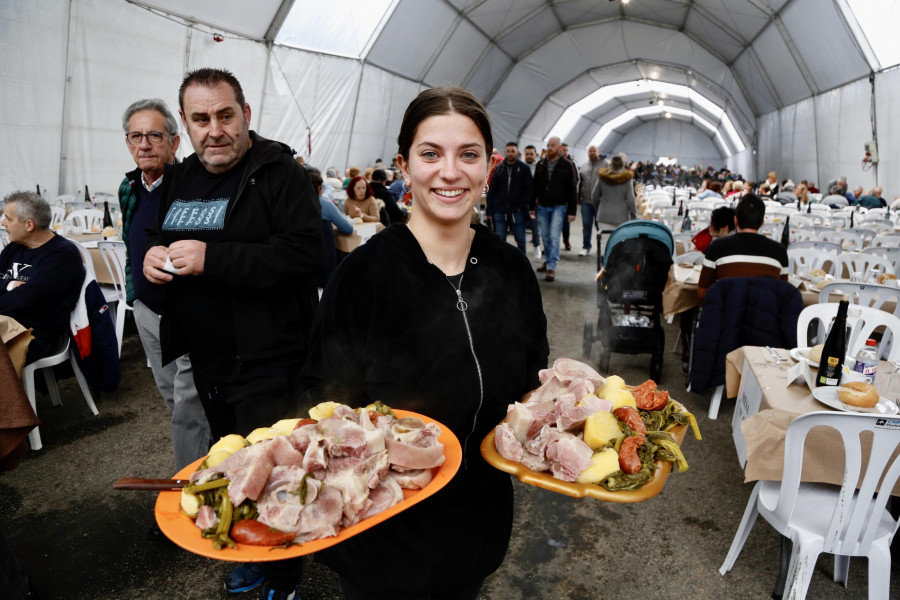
[127, 0, 882, 157]
[1, 0, 896, 197]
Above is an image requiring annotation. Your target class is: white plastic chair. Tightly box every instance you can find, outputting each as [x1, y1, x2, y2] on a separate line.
[869, 234, 900, 248]
[853, 228, 877, 246]
[819, 229, 862, 251]
[793, 227, 821, 242]
[0, 230, 8, 249]
[97, 241, 130, 355]
[49, 206, 66, 230]
[863, 246, 900, 275]
[858, 218, 893, 234]
[72, 241, 118, 305]
[54, 194, 74, 207]
[66, 209, 104, 231]
[809, 203, 831, 213]
[672, 233, 694, 254]
[23, 332, 100, 451]
[787, 248, 835, 276]
[788, 240, 842, 255]
[796, 302, 900, 360]
[819, 280, 900, 358]
[789, 214, 815, 228]
[831, 251, 895, 280]
[719, 411, 900, 600]
[758, 222, 782, 241]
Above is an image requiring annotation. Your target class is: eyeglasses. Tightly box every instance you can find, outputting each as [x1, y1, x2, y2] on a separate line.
[125, 130, 169, 146]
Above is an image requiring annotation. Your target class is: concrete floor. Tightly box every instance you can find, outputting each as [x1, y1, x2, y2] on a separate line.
[2, 220, 897, 599]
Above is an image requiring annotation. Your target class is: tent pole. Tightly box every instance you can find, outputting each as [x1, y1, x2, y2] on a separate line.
[58, 0, 78, 195]
[258, 43, 274, 134]
[345, 61, 366, 170]
[869, 72, 878, 185]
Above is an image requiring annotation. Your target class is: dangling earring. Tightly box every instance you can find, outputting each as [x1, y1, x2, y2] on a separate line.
[483, 182, 490, 195]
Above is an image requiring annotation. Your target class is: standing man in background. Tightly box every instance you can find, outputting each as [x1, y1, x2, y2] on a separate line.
[486, 142, 533, 252]
[143, 68, 321, 600]
[531, 136, 577, 282]
[559, 143, 576, 251]
[577, 145, 603, 256]
[119, 98, 210, 472]
[523, 144, 542, 260]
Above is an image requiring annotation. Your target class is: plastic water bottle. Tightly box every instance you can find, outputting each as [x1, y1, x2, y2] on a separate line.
[853, 338, 879, 383]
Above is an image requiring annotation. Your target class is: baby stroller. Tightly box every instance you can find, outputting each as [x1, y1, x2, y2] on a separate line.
[583, 220, 674, 381]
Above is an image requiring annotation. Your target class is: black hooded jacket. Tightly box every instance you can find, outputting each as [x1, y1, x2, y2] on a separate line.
[301, 223, 549, 594]
[147, 131, 322, 367]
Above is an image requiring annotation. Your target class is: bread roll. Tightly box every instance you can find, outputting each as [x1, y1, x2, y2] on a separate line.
[838, 381, 879, 408]
[807, 344, 824, 364]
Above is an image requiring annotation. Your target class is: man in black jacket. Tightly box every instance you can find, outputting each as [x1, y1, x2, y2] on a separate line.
[529, 136, 577, 281]
[143, 68, 320, 600]
[486, 141, 533, 252]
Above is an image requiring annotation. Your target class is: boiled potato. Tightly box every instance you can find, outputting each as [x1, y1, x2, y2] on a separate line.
[246, 427, 282, 444]
[209, 433, 246, 455]
[608, 389, 637, 410]
[205, 448, 233, 468]
[597, 375, 625, 399]
[583, 411, 624, 449]
[271, 418, 303, 436]
[309, 401, 342, 420]
[576, 448, 620, 484]
[180, 490, 200, 518]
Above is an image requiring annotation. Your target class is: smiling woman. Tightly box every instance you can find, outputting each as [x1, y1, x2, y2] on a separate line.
[301, 86, 549, 599]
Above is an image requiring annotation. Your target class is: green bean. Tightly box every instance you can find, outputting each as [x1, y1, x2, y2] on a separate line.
[184, 477, 229, 494]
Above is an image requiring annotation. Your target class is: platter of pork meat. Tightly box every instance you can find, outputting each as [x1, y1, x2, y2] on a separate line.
[481, 358, 701, 503]
[154, 403, 461, 560]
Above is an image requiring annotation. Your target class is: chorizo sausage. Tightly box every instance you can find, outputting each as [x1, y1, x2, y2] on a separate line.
[230, 519, 295, 546]
[618, 436, 644, 474]
[613, 406, 646, 436]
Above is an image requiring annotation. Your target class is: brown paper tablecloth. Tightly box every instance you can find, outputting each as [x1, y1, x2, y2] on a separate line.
[728, 345, 900, 495]
[334, 222, 385, 254]
[0, 315, 33, 377]
[0, 320, 39, 468]
[67, 234, 116, 285]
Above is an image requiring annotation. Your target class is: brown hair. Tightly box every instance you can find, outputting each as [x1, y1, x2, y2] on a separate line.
[397, 86, 492, 162]
[179, 68, 246, 113]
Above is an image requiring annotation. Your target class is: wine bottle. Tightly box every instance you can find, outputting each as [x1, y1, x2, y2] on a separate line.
[807, 201, 812, 214]
[85, 184, 91, 205]
[816, 299, 849, 387]
[103, 200, 113, 228]
[780, 215, 790, 247]
[36, 184, 41, 197]
[850, 210, 854, 228]
[677, 200, 684, 216]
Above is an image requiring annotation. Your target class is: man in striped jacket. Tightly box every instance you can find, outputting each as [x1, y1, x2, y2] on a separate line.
[697, 193, 789, 301]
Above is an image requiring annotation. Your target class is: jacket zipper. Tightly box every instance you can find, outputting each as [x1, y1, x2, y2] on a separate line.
[443, 268, 484, 470]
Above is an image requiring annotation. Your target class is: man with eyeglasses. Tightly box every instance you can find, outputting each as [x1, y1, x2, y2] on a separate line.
[142, 69, 321, 600]
[118, 98, 210, 474]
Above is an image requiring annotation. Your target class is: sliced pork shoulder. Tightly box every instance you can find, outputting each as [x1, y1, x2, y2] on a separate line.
[387, 468, 434, 490]
[494, 422, 524, 463]
[544, 431, 593, 482]
[505, 403, 534, 443]
[383, 419, 444, 470]
[359, 477, 404, 520]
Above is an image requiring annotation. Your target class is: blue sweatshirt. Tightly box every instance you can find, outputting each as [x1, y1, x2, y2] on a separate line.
[0, 234, 84, 343]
